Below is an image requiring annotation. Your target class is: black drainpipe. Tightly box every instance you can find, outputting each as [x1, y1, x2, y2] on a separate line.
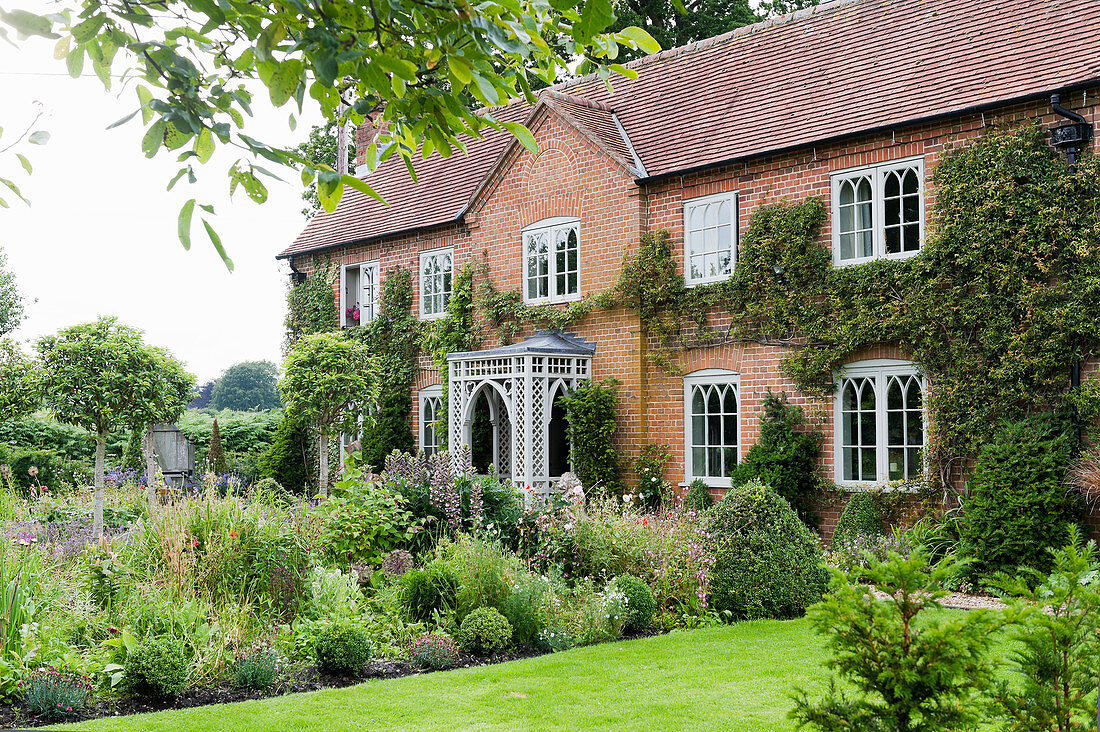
[1050, 94, 1094, 451]
[288, 255, 307, 286]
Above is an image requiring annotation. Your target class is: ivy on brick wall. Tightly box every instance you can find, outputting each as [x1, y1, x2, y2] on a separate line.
[284, 259, 338, 353]
[618, 124, 1100, 484]
[422, 262, 480, 446]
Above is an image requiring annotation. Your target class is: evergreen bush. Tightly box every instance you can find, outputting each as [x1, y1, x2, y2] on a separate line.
[831, 493, 883, 547]
[122, 431, 144, 472]
[958, 414, 1078, 580]
[730, 392, 821, 526]
[612, 574, 656, 632]
[456, 607, 512, 655]
[206, 417, 228, 474]
[314, 621, 372, 675]
[559, 379, 622, 494]
[400, 562, 458, 622]
[256, 412, 310, 493]
[124, 635, 188, 698]
[683, 478, 713, 512]
[705, 480, 828, 621]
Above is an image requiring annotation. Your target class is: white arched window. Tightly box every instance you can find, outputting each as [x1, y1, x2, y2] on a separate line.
[835, 360, 926, 485]
[683, 191, 738, 286]
[831, 157, 924, 265]
[523, 217, 580, 304]
[683, 369, 740, 487]
[419, 385, 443, 457]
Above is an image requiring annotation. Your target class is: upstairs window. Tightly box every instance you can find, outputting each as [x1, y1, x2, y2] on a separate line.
[419, 248, 453, 320]
[523, 217, 580, 304]
[831, 158, 924, 265]
[835, 360, 926, 485]
[683, 192, 737, 286]
[340, 261, 380, 327]
[419, 386, 443, 457]
[683, 369, 740, 487]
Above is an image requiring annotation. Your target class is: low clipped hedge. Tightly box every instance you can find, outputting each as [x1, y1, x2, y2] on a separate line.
[705, 480, 828, 621]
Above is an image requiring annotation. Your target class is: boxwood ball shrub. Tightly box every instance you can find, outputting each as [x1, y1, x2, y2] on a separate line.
[124, 635, 189, 698]
[684, 479, 714, 512]
[959, 415, 1078, 580]
[705, 480, 828, 621]
[315, 621, 372, 675]
[613, 575, 656, 632]
[832, 492, 884, 547]
[456, 607, 512, 655]
[409, 632, 460, 670]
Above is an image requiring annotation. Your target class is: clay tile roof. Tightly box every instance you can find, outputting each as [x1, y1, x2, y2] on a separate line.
[280, 0, 1100, 258]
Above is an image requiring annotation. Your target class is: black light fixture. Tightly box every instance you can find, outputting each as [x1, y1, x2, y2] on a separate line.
[1050, 94, 1093, 174]
[287, 255, 307, 285]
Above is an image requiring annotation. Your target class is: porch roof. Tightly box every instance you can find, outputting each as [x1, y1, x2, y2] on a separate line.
[447, 330, 596, 361]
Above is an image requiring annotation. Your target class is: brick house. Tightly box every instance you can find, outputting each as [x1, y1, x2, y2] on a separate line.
[279, 0, 1100, 536]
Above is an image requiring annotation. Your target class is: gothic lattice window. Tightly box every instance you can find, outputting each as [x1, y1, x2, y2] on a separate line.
[832, 158, 924, 265]
[683, 370, 739, 487]
[419, 248, 453, 319]
[523, 218, 579, 304]
[684, 192, 737, 286]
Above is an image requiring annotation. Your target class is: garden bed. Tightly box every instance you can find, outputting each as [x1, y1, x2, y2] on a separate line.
[2, 630, 663, 728]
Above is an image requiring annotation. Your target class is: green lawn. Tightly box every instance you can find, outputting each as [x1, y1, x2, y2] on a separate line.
[58, 619, 832, 731]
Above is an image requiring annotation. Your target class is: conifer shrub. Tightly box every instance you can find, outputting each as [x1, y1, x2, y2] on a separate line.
[683, 479, 713, 512]
[456, 607, 512, 655]
[705, 480, 828, 621]
[256, 411, 310, 492]
[791, 552, 997, 731]
[612, 574, 656, 631]
[559, 379, 622, 494]
[730, 392, 821, 526]
[123, 431, 144, 472]
[314, 621, 372, 675]
[124, 636, 188, 698]
[958, 414, 1078, 580]
[206, 417, 228, 474]
[831, 493, 883, 547]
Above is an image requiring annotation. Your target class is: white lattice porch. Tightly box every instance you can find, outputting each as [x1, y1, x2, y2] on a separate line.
[447, 331, 594, 498]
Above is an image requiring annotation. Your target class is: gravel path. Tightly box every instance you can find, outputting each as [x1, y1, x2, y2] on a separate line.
[871, 588, 1007, 610]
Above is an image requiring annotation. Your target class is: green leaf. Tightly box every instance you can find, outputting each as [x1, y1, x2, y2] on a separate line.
[202, 219, 233, 271]
[27, 130, 49, 145]
[616, 26, 660, 54]
[135, 86, 154, 124]
[65, 46, 83, 77]
[178, 199, 195, 250]
[0, 9, 59, 39]
[194, 128, 215, 163]
[141, 120, 166, 157]
[15, 154, 31, 175]
[341, 174, 385, 205]
[576, 0, 615, 41]
[269, 60, 303, 108]
[106, 109, 140, 130]
[448, 55, 473, 85]
[502, 122, 537, 154]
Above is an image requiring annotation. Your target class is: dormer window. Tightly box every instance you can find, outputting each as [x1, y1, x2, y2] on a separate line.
[523, 217, 580, 304]
[341, 261, 380, 327]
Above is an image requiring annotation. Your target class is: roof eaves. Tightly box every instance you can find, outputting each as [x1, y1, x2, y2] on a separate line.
[275, 216, 466, 260]
[612, 112, 647, 177]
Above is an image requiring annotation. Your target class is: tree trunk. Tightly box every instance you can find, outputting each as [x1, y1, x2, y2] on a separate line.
[93, 435, 105, 538]
[142, 424, 159, 514]
[317, 429, 329, 498]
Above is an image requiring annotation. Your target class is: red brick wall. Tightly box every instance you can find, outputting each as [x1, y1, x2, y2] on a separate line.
[299, 88, 1100, 540]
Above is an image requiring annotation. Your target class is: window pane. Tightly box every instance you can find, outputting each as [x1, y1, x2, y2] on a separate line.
[903, 195, 919, 223]
[840, 180, 855, 206]
[723, 414, 737, 445]
[907, 410, 924, 446]
[888, 447, 904, 480]
[717, 201, 730, 226]
[692, 448, 706, 477]
[857, 202, 873, 230]
[861, 448, 876, 479]
[902, 168, 919, 195]
[884, 171, 900, 197]
[885, 227, 901, 254]
[723, 447, 737, 475]
[840, 233, 854, 261]
[888, 411, 903, 445]
[907, 448, 921, 478]
[722, 386, 736, 414]
[885, 198, 900, 227]
[706, 386, 720, 414]
[839, 206, 854, 234]
[842, 382, 858, 411]
[692, 387, 705, 414]
[859, 231, 874, 258]
[707, 414, 721, 445]
[708, 448, 721, 476]
[843, 411, 856, 444]
[843, 447, 857, 481]
[859, 381, 875, 411]
[861, 413, 876, 446]
[692, 415, 705, 445]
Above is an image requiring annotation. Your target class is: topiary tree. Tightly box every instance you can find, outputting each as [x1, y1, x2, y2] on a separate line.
[731, 391, 821, 526]
[683, 478, 714, 512]
[279, 331, 371, 496]
[831, 493, 884, 547]
[560, 379, 622, 495]
[38, 318, 195, 535]
[0, 339, 39, 423]
[206, 417, 228, 474]
[958, 414, 1078, 581]
[210, 360, 282, 411]
[705, 480, 828, 621]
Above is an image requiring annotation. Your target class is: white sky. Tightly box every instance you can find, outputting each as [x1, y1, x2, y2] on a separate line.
[0, 19, 323, 382]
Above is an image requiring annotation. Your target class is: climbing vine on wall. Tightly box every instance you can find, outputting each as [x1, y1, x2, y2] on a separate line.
[284, 259, 338, 353]
[617, 124, 1100, 483]
[422, 262, 481, 446]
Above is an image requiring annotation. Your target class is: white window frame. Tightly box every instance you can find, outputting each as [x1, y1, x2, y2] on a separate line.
[419, 385, 443, 457]
[830, 157, 925, 267]
[418, 247, 454, 321]
[833, 359, 928, 488]
[339, 261, 381, 327]
[683, 191, 739, 287]
[522, 216, 582, 305]
[683, 368, 741, 488]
